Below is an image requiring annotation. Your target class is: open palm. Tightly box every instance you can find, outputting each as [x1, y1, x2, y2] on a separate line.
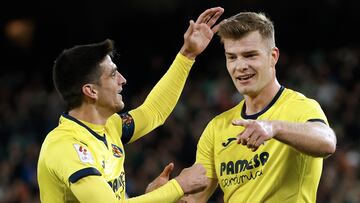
[181, 7, 224, 59]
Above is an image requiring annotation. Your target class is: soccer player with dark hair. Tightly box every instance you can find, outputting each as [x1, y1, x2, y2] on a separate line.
[183, 11, 337, 202]
[37, 7, 224, 203]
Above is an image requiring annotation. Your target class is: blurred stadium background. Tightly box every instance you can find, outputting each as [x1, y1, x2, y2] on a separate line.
[0, 0, 359, 202]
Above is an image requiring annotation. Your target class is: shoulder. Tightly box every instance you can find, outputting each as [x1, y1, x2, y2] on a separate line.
[278, 88, 327, 122]
[39, 125, 81, 163]
[281, 88, 322, 109]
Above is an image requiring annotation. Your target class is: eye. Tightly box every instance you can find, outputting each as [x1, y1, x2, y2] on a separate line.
[226, 55, 236, 60]
[111, 70, 118, 78]
[245, 53, 257, 58]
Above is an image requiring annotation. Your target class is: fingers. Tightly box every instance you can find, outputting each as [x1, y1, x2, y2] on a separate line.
[232, 119, 249, 127]
[233, 119, 271, 151]
[195, 7, 224, 24]
[211, 19, 225, 33]
[184, 20, 195, 39]
[160, 163, 174, 178]
[237, 125, 255, 144]
[206, 9, 224, 28]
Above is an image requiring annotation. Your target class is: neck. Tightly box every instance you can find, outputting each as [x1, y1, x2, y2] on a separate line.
[244, 80, 281, 115]
[69, 104, 111, 125]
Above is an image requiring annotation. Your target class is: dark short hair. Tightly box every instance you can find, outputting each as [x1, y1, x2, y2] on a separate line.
[53, 39, 114, 110]
[218, 12, 275, 47]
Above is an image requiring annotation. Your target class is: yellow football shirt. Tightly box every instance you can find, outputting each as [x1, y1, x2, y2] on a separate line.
[38, 113, 129, 202]
[196, 87, 328, 203]
[38, 53, 194, 202]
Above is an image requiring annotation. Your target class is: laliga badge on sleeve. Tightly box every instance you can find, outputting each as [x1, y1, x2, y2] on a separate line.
[73, 144, 94, 164]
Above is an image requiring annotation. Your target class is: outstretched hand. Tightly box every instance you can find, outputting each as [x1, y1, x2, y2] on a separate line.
[145, 163, 174, 193]
[180, 7, 224, 59]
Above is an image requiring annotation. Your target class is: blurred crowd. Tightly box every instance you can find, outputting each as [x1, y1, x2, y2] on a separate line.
[0, 43, 359, 202]
[1, 4, 360, 202]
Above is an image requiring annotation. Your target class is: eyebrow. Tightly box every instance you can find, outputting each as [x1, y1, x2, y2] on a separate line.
[225, 50, 259, 56]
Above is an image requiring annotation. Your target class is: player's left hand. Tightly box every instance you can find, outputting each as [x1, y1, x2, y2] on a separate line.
[232, 119, 275, 151]
[180, 7, 224, 59]
[145, 163, 174, 193]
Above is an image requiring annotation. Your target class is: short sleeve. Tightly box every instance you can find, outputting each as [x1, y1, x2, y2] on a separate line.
[196, 120, 217, 179]
[45, 139, 101, 186]
[297, 99, 329, 125]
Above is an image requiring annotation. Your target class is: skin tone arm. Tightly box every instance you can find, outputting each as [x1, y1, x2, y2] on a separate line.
[145, 163, 218, 203]
[177, 178, 218, 203]
[176, 120, 337, 202]
[232, 119, 337, 157]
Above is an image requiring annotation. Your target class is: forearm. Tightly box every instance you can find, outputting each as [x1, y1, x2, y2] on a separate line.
[141, 53, 193, 121]
[273, 121, 336, 157]
[70, 176, 118, 203]
[129, 53, 194, 141]
[126, 179, 184, 203]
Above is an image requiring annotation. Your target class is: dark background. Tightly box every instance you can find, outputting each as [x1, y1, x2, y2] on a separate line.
[0, 1, 359, 202]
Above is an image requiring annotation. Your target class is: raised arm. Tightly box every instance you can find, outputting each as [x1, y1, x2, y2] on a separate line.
[126, 7, 224, 143]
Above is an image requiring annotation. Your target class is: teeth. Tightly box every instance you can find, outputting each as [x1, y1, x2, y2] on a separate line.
[238, 74, 254, 80]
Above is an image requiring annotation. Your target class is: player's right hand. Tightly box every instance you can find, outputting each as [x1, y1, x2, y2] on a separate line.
[180, 7, 224, 60]
[175, 163, 207, 194]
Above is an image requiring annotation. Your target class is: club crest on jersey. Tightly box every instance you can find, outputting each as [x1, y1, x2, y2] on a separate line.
[73, 144, 94, 164]
[112, 144, 123, 158]
[121, 113, 134, 127]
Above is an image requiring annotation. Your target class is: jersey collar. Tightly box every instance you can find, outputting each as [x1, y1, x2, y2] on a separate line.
[61, 113, 109, 148]
[241, 86, 285, 120]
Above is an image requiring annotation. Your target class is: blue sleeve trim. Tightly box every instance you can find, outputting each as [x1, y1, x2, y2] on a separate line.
[307, 119, 326, 125]
[118, 112, 135, 144]
[69, 167, 101, 184]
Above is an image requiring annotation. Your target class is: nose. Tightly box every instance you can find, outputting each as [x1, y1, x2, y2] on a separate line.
[235, 60, 248, 72]
[117, 71, 127, 86]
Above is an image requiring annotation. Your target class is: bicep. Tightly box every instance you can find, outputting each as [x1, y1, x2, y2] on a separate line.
[181, 178, 218, 203]
[307, 121, 337, 144]
[70, 175, 118, 203]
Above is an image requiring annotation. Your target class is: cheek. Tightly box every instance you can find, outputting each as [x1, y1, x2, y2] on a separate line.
[226, 61, 236, 74]
[258, 67, 273, 83]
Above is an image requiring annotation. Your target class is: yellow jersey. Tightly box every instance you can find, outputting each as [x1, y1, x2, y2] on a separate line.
[196, 87, 328, 203]
[38, 53, 194, 202]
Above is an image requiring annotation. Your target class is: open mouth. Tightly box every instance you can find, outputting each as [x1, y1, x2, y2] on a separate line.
[237, 73, 255, 81]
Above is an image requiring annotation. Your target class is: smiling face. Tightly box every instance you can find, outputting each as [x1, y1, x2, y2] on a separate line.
[224, 31, 279, 97]
[95, 55, 127, 113]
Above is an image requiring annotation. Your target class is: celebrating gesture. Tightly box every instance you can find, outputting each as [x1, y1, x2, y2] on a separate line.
[180, 7, 224, 59]
[38, 7, 224, 203]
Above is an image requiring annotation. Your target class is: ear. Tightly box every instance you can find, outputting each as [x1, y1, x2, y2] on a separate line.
[82, 84, 98, 100]
[271, 47, 280, 68]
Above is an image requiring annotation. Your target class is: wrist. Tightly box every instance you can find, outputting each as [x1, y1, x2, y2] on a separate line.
[180, 45, 196, 60]
[271, 120, 281, 138]
[174, 176, 188, 194]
